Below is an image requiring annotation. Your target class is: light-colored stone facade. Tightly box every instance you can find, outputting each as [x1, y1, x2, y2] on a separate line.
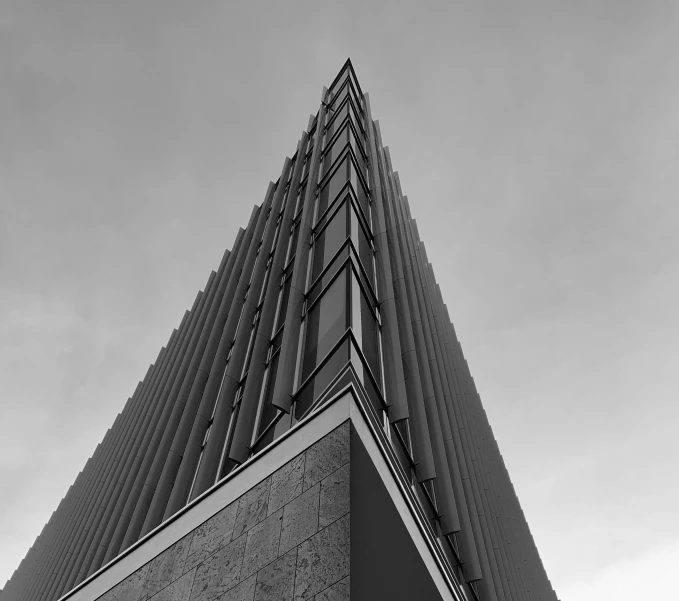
[97, 423, 350, 601]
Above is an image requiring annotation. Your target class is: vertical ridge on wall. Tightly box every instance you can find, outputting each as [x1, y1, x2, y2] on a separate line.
[3, 59, 557, 601]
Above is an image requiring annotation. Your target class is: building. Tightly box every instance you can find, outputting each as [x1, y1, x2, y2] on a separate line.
[1, 60, 558, 601]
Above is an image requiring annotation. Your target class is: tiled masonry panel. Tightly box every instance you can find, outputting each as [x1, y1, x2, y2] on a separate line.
[96, 422, 350, 601]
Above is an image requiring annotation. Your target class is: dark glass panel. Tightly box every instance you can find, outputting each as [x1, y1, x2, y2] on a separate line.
[349, 70, 362, 103]
[217, 406, 239, 480]
[317, 367, 354, 404]
[318, 157, 350, 220]
[353, 145, 368, 181]
[325, 102, 349, 140]
[302, 269, 348, 381]
[360, 285, 380, 378]
[251, 417, 279, 454]
[350, 342, 382, 418]
[349, 99, 365, 135]
[256, 352, 280, 438]
[295, 182, 307, 217]
[241, 324, 257, 378]
[330, 82, 349, 109]
[349, 81, 363, 112]
[350, 204, 374, 286]
[311, 202, 348, 282]
[273, 275, 292, 333]
[307, 246, 350, 307]
[258, 262, 272, 305]
[394, 419, 412, 455]
[415, 480, 438, 528]
[295, 339, 350, 420]
[422, 479, 438, 509]
[330, 68, 349, 95]
[350, 163, 370, 223]
[285, 221, 300, 265]
[270, 220, 281, 253]
[351, 273, 380, 381]
[270, 327, 284, 355]
[322, 125, 351, 177]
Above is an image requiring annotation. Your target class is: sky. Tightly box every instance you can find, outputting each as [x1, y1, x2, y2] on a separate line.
[1, 1, 678, 598]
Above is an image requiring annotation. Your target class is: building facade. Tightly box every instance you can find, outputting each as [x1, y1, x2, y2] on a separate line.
[1, 60, 558, 601]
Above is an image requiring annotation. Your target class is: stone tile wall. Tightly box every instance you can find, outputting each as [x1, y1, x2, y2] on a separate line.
[96, 422, 350, 601]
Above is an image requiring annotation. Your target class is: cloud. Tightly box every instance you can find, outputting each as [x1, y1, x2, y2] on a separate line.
[561, 538, 679, 601]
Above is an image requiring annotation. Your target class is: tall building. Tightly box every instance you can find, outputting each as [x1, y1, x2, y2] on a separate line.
[2, 60, 558, 601]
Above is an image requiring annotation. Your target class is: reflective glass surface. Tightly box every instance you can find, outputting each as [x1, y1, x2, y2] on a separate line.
[326, 98, 365, 146]
[322, 125, 352, 178]
[256, 352, 280, 438]
[307, 246, 350, 307]
[302, 269, 347, 381]
[294, 182, 306, 217]
[349, 162, 370, 222]
[330, 68, 349, 95]
[350, 205, 373, 285]
[318, 157, 351, 219]
[330, 82, 349, 109]
[273, 275, 292, 333]
[349, 340, 383, 417]
[285, 222, 300, 265]
[295, 338, 350, 419]
[351, 272, 380, 380]
[311, 203, 348, 282]
[325, 102, 349, 139]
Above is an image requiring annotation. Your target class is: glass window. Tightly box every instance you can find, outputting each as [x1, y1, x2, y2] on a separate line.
[302, 269, 348, 381]
[271, 326, 284, 355]
[350, 203, 373, 286]
[326, 97, 365, 143]
[330, 68, 349, 95]
[312, 202, 348, 283]
[352, 144, 368, 182]
[295, 338, 350, 419]
[295, 182, 306, 217]
[325, 102, 349, 140]
[349, 161, 370, 222]
[258, 260, 272, 306]
[318, 157, 351, 220]
[270, 218, 281, 253]
[255, 352, 280, 440]
[273, 275, 292, 333]
[351, 273, 380, 381]
[285, 222, 300, 266]
[322, 126, 351, 177]
[349, 70, 362, 102]
[241, 323, 257, 379]
[307, 245, 350, 307]
[330, 82, 349, 110]
[350, 339, 383, 418]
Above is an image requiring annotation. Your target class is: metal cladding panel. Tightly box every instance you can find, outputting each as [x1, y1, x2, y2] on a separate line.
[99, 291, 205, 566]
[85, 314, 192, 576]
[117, 269, 219, 551]
[4, 60, 557, 601]
[74, 329, 181, 584]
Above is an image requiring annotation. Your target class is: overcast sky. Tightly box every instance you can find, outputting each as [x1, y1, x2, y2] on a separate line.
[2, 1, 678, 598]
